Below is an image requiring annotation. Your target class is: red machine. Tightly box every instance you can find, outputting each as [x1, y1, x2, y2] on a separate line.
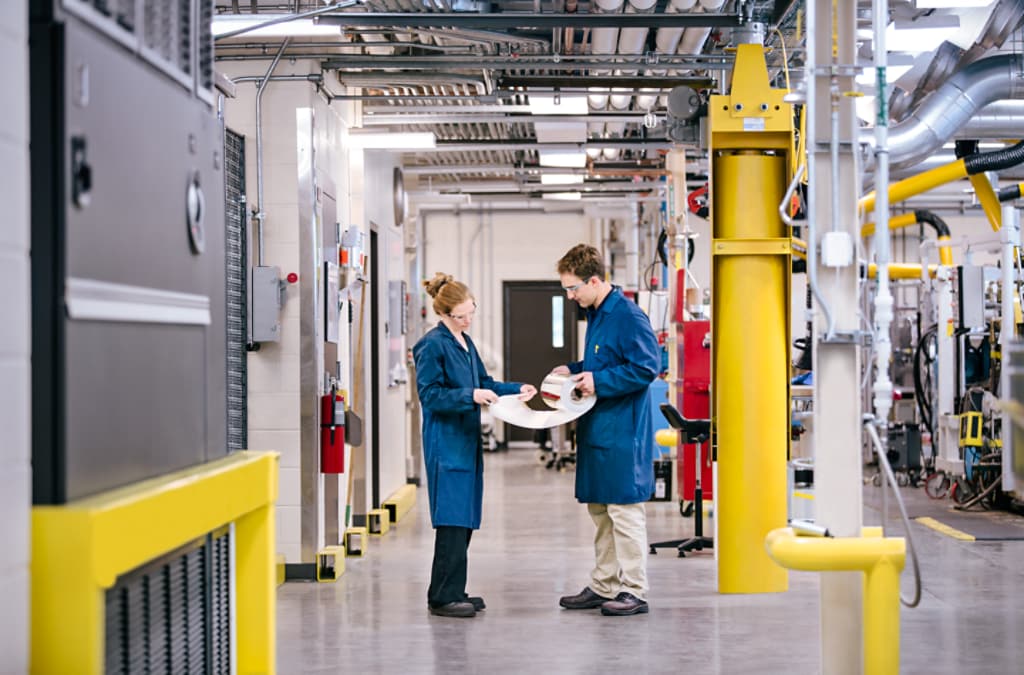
[320, 389, 346, 473]
[678, 320, 712, 501]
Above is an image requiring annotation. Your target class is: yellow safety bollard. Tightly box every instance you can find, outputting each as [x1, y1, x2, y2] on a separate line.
[764, 527, 906, 675]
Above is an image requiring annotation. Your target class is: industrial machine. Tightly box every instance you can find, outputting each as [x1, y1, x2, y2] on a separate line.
[29, 3, 275, 673]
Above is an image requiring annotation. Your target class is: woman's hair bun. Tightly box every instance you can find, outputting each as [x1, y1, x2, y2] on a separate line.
[423, 272, 453, 298]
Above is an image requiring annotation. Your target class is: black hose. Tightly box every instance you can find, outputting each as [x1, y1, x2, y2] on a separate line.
[963, 140, 1024, 175]
[913, 210, 950, 238]
[998, 183, 1022, 203]
[913, 326, 937, 435]
[656, 229, 695, 268]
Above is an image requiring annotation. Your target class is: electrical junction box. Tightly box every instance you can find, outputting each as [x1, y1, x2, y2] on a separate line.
[821, 231, 854, 268]
[252, 266, 284, 342]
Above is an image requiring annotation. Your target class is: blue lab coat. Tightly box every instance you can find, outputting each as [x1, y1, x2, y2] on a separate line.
[413, 323, 523, 529]
[569, 287, 661, 504]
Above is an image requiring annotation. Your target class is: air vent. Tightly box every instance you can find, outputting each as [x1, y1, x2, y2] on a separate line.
[104, 531, 232, 674]
[225, 129, 248, 453]
[142, 0, 192, 81]
[198, 0, 214, 91]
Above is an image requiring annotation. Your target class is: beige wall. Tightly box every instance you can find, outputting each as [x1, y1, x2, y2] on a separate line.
[0, 2, 29, 670]
[419, 209, 598, 376]
[220, 60, 411, 558]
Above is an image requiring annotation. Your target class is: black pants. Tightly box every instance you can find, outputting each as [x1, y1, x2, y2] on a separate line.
[427, 526, 473, 607]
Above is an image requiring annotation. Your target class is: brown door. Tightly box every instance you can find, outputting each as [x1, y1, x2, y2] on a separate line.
[502, 281, 579, 442]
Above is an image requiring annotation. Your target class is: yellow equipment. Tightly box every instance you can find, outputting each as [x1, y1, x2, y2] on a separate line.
[709, 43, 793, 594]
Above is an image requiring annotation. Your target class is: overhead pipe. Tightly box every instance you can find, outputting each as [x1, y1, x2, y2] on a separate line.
[611, 0, 658, 108]
[587, 0, 624, 143]
[254, 38, 290, 267]
[678, 0, 725, 56]
[861, 54, 1024, 171]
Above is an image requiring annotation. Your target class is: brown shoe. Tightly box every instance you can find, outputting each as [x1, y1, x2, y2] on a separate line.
[429, 601, 476, 618]
[600, 592, 649, 616]
[559, 587, 611, 610]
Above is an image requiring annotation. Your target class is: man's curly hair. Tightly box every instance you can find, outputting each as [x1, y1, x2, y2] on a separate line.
[557, 244, 605, 281]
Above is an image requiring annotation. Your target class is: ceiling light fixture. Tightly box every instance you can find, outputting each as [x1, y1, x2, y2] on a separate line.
[542, 191, 583, 200]
[538, 150, 588, 168]
[347, 131, 437, 150]
[527, 93, 590, 116]
[212, 14, 342, 38]
[540, 173, 585, 185]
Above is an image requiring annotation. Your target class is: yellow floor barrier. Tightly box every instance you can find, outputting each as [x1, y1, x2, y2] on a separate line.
[765, 526, 906, 675]
[32, 451, 279, 675]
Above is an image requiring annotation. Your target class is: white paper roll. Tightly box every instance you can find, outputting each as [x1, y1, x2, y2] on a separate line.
[488, 373, 595, 429]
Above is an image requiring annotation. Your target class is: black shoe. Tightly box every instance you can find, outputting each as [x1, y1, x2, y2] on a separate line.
[559, 587, 611, 610]
[600, 592, 649, 616]
[429, 601, 476, 618]
[466, 596, 486, 611]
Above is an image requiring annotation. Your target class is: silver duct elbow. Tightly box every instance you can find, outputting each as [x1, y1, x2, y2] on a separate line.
[862, 54, 1024, 171]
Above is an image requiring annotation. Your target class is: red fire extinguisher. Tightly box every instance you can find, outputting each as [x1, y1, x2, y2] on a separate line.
[320, 388, 346, 473]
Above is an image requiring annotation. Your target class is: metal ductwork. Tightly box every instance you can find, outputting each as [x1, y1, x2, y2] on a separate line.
[862, 54, 1024, 171]
[957, 100, 1024, 139]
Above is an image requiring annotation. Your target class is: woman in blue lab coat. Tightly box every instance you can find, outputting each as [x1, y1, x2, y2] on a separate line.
[413, 273, 536, 618]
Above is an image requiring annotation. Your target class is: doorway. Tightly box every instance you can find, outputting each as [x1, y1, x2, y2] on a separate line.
[502, 281, 579, 442]
[370, 227, 381, 507]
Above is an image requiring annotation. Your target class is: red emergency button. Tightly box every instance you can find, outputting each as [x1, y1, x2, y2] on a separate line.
[286, 272, 298, 284]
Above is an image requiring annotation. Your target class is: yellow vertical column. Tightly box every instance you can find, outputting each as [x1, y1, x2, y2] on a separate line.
[712, 153, 790, 593]
[709, 43, 792, 594]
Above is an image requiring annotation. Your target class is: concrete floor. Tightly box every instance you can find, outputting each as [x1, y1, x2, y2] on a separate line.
[278, 450, 1024, 674]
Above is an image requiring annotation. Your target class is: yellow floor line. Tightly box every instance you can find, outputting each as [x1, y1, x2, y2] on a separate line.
[915, 516, 976, 541]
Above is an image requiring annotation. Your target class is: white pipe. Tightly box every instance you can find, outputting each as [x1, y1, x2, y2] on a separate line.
[871, 0, 894, 425]
[655, 0, 699, 53]
[617, 0, 655, 57]
[1001, 203, 1020, 492]
[678, 0, 721, 54]
[590, 0, 624, 57]
[588, 87, 610, 111]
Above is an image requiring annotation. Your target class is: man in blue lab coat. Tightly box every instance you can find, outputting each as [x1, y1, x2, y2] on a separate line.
[552, 244, 661, 616]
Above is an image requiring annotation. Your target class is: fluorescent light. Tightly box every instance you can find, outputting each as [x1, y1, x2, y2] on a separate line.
[212, 15, 341, 38]
[542, 191, 582, 200]
[538, 150, 588, 168]
[347, 131, 436, 150]
[534, 121, 588, 143]
[917, 0, 992, 7]
[527, 93, 590, 116]
[885, 22, 960, 54]
[541, 173, 585, 185]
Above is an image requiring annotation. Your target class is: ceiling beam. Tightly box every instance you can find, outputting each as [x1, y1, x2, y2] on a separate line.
[363, 113, 651, 125]
[497, 75, 714, 88]
[321, 54, 733, 70]
[317, 12, 742, 29]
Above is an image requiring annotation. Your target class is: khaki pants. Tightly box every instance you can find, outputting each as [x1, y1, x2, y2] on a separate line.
[587, 502, 648, 601]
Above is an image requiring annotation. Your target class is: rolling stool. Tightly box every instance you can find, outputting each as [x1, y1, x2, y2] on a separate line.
[650, 403, 714, 557]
